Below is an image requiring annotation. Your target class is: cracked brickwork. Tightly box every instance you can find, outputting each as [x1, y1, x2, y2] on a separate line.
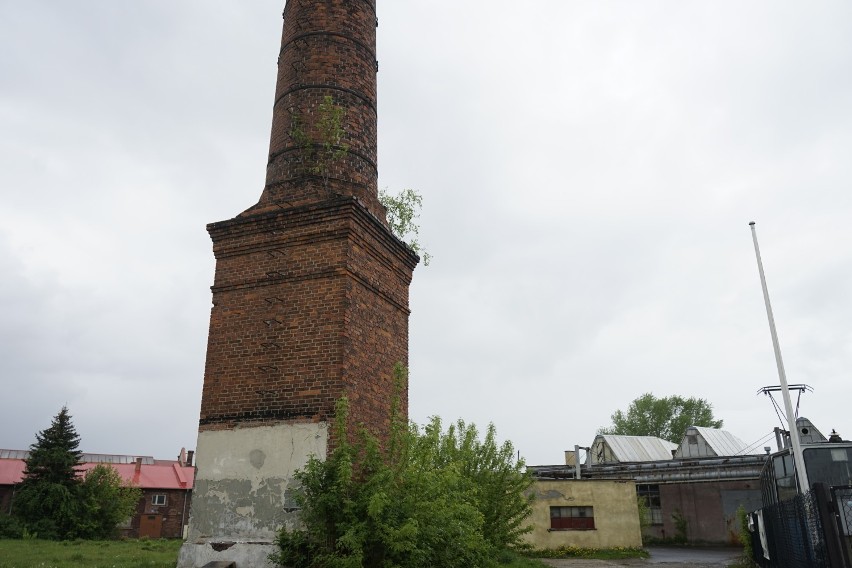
[196, 0, 417, 449]
[251, 0, 383, 218]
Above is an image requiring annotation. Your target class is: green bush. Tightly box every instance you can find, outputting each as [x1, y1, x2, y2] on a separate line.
[736, 505, 756, 566]
[77, 464, 142, 539]
[272, 365, 533, 568]
[0, 513, 24, 539]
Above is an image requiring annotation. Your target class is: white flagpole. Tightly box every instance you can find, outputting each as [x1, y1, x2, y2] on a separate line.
[749, 222, 810, 493]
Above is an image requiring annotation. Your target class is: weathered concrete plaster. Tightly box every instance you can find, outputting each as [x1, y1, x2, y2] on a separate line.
[177, 542, 278, 568]
[178, 422, 327, 567]
[524, 479, 642, 550]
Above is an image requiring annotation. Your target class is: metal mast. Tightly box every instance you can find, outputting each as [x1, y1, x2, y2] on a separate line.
[749, 221, 810, 492]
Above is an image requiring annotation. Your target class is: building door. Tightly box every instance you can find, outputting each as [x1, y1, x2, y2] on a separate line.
[139, 514, 162, 538]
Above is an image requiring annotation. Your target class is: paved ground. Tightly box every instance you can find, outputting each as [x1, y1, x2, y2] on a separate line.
[538, 547, 743, 568]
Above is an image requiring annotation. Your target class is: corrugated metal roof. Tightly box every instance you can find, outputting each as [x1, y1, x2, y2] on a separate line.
[0, 450, 29, 460]
[595, 435, 677, 462]
[689, 426, 751, 456]
[81, 453, 156, 465]
[0, 450, 155, 465]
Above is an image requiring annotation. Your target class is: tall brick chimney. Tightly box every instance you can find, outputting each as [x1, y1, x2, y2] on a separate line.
[246, 0, 384, 220]
[179, 2, 417, 566]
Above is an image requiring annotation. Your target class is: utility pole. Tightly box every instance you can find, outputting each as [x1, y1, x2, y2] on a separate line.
[749, 222, 810, 493]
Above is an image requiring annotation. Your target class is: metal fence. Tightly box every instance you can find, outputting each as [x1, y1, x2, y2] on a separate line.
[757, 490, 828, 568]
[832, 486, 852, 566]
[751, 486, 852, 568]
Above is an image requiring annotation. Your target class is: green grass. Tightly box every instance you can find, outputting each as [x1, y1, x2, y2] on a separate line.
[0, 539, 636, 568]
[529, 545, 650, 560]
[0, 539, 182, 568]
[495, 550, 551, 567]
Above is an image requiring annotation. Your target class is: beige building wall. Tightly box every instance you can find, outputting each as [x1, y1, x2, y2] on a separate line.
[523, 479, 642, 550]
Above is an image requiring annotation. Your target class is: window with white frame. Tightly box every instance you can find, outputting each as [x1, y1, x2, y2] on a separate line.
[151, 494, 167, 506]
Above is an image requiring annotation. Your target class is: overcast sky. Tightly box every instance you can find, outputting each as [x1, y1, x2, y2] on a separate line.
[1, 1, 850, 466]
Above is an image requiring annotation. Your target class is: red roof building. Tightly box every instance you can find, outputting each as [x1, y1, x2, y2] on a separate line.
[0, 448, 195, 538]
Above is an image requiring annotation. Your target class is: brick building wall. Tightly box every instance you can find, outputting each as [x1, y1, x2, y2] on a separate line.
[196, 0, 414, 441]
[125, 489, 192, 539]
[198, 198, 415, 438]
[181, 2, 417, 564]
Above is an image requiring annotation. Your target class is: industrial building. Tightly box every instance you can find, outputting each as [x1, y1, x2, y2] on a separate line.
[530, 427, 767, 545]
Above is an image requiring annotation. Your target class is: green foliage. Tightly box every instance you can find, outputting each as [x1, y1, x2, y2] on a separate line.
[493, 552, 549, 567]
[290, 95, 349, 188]
[11, 407, 142, 540]
[736, 505, 756, 566]
[671, 509, 689, 543]
[378, 188, 431, 265]
[0, 538, 181, 568]
[528, 546, 649, 560]
[290, 95, 431, 266]
[636, 495, 651, 540]
[273, 365, 533, 568]
[77, 464, 142, 539]
[0, 514, 23, 539]
[13, 406, 84, 539]
[598, 392, 723, 443]
[315, 96, 348, 169]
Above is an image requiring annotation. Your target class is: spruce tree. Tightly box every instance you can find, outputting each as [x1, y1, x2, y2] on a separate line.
[14, 406, 84, 539]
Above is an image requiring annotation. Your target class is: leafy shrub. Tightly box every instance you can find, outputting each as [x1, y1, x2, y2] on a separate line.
[0, 513, 24, 539]
[272, 365, 533, 568]
[77, 464, 142, 539]
[736, 505, 756, 566]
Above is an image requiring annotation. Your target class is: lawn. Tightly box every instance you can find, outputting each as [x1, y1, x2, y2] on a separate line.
[0, 539, 182, 568]
[531, 546, 650, 560]
[0, 539, 638, 568]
